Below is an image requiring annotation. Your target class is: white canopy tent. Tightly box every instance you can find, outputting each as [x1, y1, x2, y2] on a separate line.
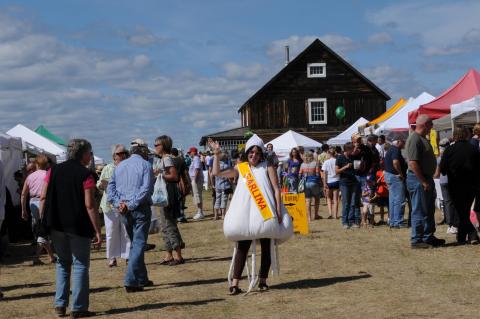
[0, 133, 24, 206]
[7, 124, 104, 165]
[451, 95, 480, 125]
[327, 117, 368, 146]
[267, 130, 322, 160]
[432, 114, 452, 132]
[375, 92, 435, 134]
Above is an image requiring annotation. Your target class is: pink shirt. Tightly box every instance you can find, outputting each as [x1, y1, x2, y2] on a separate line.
[26, 170, 47, 198]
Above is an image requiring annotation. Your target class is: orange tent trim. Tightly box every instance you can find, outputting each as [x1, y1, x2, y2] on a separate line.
[366, 98, 407, 127]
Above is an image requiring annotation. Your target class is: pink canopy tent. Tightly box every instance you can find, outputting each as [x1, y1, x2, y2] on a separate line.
[408, 69, 480, 124]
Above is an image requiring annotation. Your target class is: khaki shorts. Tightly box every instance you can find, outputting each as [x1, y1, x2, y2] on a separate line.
[191, 179, 203, 205]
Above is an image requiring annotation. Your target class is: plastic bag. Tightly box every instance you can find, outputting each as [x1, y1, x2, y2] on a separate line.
[152, 174, 168, 207]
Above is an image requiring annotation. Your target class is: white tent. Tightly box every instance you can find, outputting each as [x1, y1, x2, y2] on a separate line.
[7, 124, 104, 165]
[7, 124, 66, 162]
[267, 130, 322, 160]
[0, 133, 24, 206]
[451, 95, 480, 125]
[327, 117, 368, 146]
[432, 114, 452, 132]
[375, 92, 435, 134]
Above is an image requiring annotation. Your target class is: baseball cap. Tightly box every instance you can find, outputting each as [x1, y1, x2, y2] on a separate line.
[131, 138, 148, 148]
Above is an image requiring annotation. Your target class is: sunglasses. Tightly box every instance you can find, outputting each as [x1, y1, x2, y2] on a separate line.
[115, 151, 127, 156]
[154, 144, 161, 147]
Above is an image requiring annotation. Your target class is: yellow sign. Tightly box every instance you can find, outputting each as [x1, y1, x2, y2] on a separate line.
[237, 162, 274, 221]
[282, 193, 308, 235]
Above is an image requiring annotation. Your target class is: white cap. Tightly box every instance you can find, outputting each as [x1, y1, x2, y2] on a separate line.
[131, 138, 148, 148]
[245, 134, 264, 152]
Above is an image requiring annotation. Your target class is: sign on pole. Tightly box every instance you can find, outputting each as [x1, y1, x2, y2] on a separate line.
[282, 192, 308, 235]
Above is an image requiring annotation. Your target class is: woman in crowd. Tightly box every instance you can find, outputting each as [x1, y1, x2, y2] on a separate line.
[154, 135, 185, 265]
[41, 139, 102, 318]
[299, 152, 321, 221]
[21, 155, 56, 264]
[97, 144, 130, 267]
[322, 148, 340, 219]
[208, 136, 283, 294]
[336, 142, 360, 229]
[285, 147, 302, 192]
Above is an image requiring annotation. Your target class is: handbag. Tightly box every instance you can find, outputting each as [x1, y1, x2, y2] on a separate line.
[152, 174, 169, 207]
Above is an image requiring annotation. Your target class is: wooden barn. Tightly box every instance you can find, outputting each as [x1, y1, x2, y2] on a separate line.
[200, 38, 390, 150]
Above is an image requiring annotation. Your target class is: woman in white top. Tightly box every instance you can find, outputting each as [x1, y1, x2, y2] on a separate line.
[321, 148, 340, 219]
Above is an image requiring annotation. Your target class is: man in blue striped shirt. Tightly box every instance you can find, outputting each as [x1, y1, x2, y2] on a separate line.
[108, 138, 154, 292]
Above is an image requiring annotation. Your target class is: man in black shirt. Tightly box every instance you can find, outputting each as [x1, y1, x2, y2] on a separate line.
[336, 142, 359, 229]
[440, 127, 480, 244]
[384, 139, 407, 228]
[351, 134, 374, 226]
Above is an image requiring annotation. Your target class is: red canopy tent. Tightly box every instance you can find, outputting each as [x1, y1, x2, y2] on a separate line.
[408, 69, 480, 124]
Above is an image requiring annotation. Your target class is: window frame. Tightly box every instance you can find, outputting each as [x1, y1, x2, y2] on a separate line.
[308, 98, 328, 124]
[307, 62, 326, 78]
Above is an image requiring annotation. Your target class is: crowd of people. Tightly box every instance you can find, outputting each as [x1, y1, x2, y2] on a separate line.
[0, 117, 479, 315]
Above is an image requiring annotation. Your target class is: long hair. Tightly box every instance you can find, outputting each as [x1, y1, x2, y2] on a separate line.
[289, 147, 301, 161]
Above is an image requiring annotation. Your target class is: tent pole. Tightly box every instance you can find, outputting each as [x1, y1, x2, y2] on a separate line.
[476, 111, 479, 123]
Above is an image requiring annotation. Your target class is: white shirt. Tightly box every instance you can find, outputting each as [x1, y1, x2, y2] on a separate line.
[376, 143, 385, 159]
[321, 158, 339, 183]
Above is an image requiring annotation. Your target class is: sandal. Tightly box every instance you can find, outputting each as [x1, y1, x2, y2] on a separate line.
[159, 258, 174, 265]
[229, 286, 242, 295]
[169, 258, 185, 266]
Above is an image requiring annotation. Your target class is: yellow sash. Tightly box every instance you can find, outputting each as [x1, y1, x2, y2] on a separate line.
[237, 162, 274, 221]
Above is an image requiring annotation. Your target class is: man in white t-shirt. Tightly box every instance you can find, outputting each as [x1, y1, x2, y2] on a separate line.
[376, 135, 386, 160]
[188, 147, 204, 220]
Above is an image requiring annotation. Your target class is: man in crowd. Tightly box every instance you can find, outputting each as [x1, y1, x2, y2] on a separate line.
[440, 127, 480, 244]
[406, 115, 445, 248]
[188, 147, 205, 220]
[384, 138, 407, 228]
[108, 138, 154, 292]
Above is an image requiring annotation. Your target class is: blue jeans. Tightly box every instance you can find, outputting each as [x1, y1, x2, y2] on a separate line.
[340, 182, 359, 226]
[353, 176, 365, 224]
[121, 206, 151, 287]
[51, 230, 91, 311]
[385, 172, 406, 226]
[406, 172, 436, 244]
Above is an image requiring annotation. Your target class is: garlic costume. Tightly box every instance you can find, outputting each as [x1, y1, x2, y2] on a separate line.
[223, 135, 293, 293]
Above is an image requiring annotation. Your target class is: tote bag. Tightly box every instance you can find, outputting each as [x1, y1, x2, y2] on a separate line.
[152, 174, 168, 207]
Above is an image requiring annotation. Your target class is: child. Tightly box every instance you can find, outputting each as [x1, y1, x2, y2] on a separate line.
[361, 176, 376, 228]
[374, 168, 389, 225]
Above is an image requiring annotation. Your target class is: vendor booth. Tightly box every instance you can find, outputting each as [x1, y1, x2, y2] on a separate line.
[327, 117, 369, 145]
[0, 134, 24, 205]
[267, 130, 322, 160]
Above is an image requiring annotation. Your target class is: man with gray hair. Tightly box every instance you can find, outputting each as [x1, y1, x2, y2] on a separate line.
[406, 115, 445, 248]
[108, 138, 154, 292]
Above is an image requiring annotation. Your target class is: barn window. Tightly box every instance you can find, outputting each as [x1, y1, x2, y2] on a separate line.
[307, 63, 326, 78]
[308, 98, 327, 124]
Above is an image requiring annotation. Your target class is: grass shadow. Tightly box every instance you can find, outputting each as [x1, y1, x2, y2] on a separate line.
[99, 298, 225, 316]
[1, 286, 114, 302]
[185, 256, 232, 264]
[271, 273, 371, 290]
[2, 282, 52, 291]
[163, 277, 227, 288]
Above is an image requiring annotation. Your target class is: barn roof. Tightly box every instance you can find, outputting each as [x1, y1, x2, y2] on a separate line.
[238, 38, 391, 112]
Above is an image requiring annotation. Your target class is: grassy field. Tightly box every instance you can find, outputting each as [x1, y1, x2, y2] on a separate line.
[1, 193, 480, 319]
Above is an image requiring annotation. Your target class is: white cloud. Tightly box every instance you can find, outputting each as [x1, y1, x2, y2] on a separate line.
[267, 34, 357, 62]
[367, 32, 393, 45]
[368, 0, 480, 56]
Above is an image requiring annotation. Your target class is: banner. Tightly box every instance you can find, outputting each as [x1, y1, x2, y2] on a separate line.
[282, 193, 308, 235]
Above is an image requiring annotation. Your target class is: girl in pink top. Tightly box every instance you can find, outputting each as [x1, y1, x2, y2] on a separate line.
[21, 155, 56, 264]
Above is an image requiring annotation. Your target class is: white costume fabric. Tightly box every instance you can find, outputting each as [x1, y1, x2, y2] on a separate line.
[0, 160, 5, 228]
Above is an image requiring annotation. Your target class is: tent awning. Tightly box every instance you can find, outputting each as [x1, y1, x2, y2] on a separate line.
[35, 125, 67, 146]
[409, 69, 480, 124]
[451, 95, 480, 124]
[327, 117, 369, 145]
[366, 98, 407, 126]
[266, 130, 322, 160]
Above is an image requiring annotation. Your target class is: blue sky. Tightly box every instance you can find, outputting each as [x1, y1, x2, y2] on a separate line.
[0, 0, 479, 160]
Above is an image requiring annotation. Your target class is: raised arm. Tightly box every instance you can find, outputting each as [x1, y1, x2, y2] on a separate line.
[208, 138, 238, 179]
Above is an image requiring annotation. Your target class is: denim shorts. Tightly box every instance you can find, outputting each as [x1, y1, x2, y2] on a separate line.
[305, 182, 321, 198]
[327, 181, 340, 190]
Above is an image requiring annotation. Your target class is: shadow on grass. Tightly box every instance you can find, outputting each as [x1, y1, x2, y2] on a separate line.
[164, 277, 227, 288]
[2, 281, 52, 291]
[185, 256, 232, 264]
[98, 298, 225, 316]
[1, 286, 114, 302]
[271, 273, 372, 290]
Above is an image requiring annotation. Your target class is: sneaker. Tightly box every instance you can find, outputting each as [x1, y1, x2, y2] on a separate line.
[449, 226, 458, 234]
[342, 225, 350, 230]
[411, 242, 433, 249]
[193, 212, 205, 220]
[177, 216, 188, 223]
[351, 224, 360, 229]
